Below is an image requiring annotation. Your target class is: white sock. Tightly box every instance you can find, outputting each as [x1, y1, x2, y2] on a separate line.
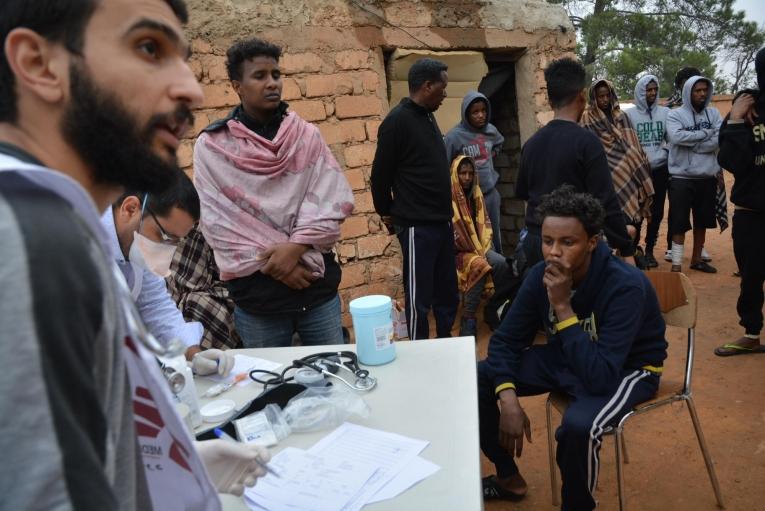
[745, 333, 760, 341]
[671, 242, 684, 266]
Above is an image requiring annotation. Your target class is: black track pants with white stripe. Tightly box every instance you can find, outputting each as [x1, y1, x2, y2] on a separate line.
[478, 347, 659, 510]
[396, 223, 459, 340]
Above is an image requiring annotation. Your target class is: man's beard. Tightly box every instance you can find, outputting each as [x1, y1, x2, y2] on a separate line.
[61, 62, 194, 194]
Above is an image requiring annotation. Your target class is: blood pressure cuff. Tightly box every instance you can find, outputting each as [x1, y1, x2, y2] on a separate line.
[195, 383, 306, 441]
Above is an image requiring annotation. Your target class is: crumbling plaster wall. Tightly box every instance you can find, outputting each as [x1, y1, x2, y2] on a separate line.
[181, 0, 575, 328]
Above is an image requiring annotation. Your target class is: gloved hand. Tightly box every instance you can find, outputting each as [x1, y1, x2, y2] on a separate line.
[192, 349, 235, 376]
[194, 439, 271, 496]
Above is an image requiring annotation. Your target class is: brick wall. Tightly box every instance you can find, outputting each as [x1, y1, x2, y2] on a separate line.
[181, 0, 576, 328]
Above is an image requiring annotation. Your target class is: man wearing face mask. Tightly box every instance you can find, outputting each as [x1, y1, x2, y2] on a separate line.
[101, 171, 234, 374]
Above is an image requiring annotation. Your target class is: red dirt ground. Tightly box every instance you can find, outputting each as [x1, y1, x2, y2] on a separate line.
[472, 175, 765, 511]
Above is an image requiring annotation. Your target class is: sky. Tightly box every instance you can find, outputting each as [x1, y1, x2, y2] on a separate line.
[736, 0, 765, 26]
[718, 1, 765, 85]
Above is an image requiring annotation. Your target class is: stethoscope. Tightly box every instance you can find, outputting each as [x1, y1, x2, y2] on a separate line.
[249, 351, 378, 392]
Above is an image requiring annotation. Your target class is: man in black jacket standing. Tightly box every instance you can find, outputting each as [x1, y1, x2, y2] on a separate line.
[713, 47, 765, 357]
[371, 58, 458, 340]
[515, 58, 634, 272]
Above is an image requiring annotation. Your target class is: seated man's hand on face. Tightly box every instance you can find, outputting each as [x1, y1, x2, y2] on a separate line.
[497, 390, 532, 458]
[543, 260, 575, 319]
[278, 263, 318, 290]
[258, 243, 309, 279]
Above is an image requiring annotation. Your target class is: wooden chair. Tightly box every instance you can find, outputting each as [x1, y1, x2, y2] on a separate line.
[544, 271, 725, 510]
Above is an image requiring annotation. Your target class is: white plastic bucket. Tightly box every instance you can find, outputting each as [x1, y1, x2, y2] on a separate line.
[349, 295, 396, 365]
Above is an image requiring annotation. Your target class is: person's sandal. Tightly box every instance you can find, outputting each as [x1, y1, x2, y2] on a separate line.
[714, 341, 765, 357]
[690, 261, 717, 274]
[482, 475, 526, 501]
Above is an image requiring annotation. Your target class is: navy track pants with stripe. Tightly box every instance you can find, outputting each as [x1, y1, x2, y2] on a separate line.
[396, 223, 459, 340]
[478, 347, 659, 510]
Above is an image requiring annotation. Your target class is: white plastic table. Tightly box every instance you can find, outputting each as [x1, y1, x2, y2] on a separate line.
[194, 337, 483, 511]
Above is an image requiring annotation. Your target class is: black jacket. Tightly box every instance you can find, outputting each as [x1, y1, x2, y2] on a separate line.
[371, 98, 451, 227]
[517, 119, 634, 255]
[718, 106, 765, 212]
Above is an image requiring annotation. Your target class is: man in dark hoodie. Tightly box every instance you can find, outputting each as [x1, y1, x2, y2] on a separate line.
[371, 58, 459, 340]
[445, 91, 506, 252]
[477, 185, 667, 508]
[713, 47, 765, 357]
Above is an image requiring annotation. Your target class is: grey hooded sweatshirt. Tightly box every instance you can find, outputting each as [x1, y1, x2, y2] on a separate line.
[666, 76, 722, 178]
[444, 91, 505, 194]
[626, 74, 669, 169]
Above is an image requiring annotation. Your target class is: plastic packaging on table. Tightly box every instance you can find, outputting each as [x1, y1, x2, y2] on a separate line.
[233, 404, 291, 446]
[281, 385, 371, 433]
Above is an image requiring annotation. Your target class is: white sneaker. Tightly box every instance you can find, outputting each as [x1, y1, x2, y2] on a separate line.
[664, 250, 672, 262]
[701, 248, 712, 262]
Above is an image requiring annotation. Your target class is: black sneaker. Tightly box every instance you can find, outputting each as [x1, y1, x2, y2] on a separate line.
[690, 261, 717, 274]
[483, 302, 501, 331]
[645, 251, 659, 268]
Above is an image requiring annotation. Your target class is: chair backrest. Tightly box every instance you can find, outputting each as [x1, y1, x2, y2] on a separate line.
[644, 271, 698, 394]
[644, 271, 696, 329]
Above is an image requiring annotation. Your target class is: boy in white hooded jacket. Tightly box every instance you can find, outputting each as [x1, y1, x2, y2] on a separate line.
[665, 75, 722, 273]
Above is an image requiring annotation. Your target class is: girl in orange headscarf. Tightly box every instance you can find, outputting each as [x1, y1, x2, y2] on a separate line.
[451, 155, 509, 336]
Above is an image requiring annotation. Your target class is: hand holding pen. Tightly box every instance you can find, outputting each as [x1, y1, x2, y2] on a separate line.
[214, 428, 281, 478]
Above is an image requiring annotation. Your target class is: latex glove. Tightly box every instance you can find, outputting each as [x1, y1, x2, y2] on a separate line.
[192, 349, 235, 376]
[195, 439, 271, 496]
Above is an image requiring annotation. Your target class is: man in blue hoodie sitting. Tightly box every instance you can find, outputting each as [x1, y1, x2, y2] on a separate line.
[666, 76, 723, 273]
[627, 75, 670, 268]
[477, 185, 667, 509]
[445, 91, 505, 253]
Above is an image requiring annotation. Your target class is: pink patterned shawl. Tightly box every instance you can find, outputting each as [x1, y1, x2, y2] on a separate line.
[194, 111, 354, 281]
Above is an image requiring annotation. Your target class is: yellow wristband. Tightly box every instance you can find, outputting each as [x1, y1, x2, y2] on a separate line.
[495, 382, 516, 395]
[556, 316, 579, 332]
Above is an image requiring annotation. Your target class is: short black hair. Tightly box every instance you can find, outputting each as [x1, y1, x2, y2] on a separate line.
[544, 57, 586, 109]
[114, 170, 200, 222]
[0, 0, 188, 123]
[536, 184, 605, 237]
[226, 38, 282, 81]
[674, 66, 700, 88]
[408, 58, 448, 93]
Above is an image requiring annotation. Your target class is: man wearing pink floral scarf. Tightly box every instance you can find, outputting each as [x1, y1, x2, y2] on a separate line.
[194, 38, 354, 347]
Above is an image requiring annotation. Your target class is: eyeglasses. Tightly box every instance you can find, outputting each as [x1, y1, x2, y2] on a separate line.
[145, 207, 184, 245]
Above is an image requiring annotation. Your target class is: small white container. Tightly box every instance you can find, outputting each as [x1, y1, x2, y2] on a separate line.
[200, 399, 237, 423]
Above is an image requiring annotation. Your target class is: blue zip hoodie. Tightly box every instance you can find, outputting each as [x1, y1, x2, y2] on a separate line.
[626, 74, 670, 169]
[485, 241, 667, 396]
[666, 76, 723, 178]
[444, 91, 505, 194]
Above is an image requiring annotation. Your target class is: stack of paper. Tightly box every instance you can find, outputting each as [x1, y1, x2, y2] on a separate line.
[244, 423, 440, 511]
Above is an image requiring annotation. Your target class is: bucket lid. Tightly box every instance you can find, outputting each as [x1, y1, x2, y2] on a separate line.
[349, 294, 391, 315]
